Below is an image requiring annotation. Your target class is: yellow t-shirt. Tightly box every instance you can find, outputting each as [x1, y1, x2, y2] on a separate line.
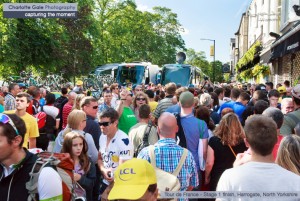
[4, 111, 39, 148]
[149, 101, 158, 113]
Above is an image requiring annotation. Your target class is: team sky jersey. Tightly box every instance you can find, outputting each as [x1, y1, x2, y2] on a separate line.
[99, 130, 133, 185]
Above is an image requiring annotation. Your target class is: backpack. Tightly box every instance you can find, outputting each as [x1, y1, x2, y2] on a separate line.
[35, 106, 47, 129]
[134, 120, 153, 157]
[26, 152, 86, 201]
[27, 99, 39, 115]
[174, 113, 187, 148]
[54, 96, 68, 111]
[149, 145, 188, 199]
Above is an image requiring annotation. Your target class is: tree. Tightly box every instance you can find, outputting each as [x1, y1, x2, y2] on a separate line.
[186, 48, 210, 78]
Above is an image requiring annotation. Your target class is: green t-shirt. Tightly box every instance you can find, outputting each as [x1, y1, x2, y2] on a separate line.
[118, 106, 138, 134]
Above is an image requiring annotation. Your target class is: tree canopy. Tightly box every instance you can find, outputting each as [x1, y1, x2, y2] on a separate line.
[0, 0, 223, 82]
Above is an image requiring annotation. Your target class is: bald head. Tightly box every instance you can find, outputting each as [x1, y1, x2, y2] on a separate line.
[68, 91, 77, 105]
[157, 112, 178, 138]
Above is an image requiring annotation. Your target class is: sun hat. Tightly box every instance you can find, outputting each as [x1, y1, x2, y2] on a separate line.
[278, 86, 287, 93]
[76, 80, 83, 86]
[108, 158, 157, 200]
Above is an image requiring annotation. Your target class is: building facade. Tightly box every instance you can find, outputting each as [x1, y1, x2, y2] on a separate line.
[270, 0, 300, 86]
[234, 0, 282, 84]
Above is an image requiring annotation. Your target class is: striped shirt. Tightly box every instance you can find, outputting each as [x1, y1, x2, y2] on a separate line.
[62, 103, 72, 129]
[137, 138, 199, 191]
[153, 97, 173, 118]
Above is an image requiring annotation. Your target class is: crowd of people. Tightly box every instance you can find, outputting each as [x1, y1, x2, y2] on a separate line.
[0, 79, 300, 201]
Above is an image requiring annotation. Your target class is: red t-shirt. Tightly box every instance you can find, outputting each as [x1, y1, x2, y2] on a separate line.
[62, 103, 73, 129]
[272, 135, 284, 161]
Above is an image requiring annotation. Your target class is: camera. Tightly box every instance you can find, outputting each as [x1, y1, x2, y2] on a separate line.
[204, 76, 209, 81]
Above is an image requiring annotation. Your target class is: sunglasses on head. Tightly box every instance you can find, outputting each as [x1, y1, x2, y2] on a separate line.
[136, 98, 146, 101]
[98, 121, 113, 127]
[92, 105, 98, 109]
[0, 114, 19, 135]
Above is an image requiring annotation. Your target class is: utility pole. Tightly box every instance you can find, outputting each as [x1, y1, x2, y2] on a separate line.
[200, 38, 216, 82]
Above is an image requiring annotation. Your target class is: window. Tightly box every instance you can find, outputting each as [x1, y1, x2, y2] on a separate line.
[255, 3, 258, 28]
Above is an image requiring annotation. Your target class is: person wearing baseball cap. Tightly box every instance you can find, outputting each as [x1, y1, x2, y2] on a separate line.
[108, 158, 158, 200]
[280, 84, 300, 135]
[73, 80, 84, 94]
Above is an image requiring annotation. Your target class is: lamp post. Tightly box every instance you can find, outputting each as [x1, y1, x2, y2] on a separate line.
[200, 38, 216, 82]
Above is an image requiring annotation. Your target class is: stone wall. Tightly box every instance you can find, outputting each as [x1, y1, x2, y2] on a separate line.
[291, 52, 300, 85]
[271, 52, 300, 86]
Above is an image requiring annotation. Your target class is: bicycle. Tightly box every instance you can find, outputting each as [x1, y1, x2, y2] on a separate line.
[19, 71, 41, 87]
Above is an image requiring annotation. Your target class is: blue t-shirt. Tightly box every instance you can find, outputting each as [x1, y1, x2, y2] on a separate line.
[165, 104, 181, 114]
[218, 101, 246, 122]
[181, 113, 209, 170]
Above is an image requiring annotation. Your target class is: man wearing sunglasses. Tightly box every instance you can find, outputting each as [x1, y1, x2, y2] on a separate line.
[0, 114, 62, 201]
[5, 92, 39, 149]
[80, 96, 102, 201]
[98, 108, 133, 195]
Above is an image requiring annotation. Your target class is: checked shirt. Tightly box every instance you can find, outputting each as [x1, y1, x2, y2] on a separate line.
[138, 138, 199, 191]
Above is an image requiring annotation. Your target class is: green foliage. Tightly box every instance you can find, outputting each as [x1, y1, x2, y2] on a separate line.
[0, 0, 185, 79]
[240, 68, 253, 80]
[223, 73, 231, 82]
[186, 48, 224, 82]
[235, 41, 261, 71]
[252, 64, 270, 77]
[186, 48, 210, 76]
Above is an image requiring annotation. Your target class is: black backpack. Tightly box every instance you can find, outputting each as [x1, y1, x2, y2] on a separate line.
[174, 113, 187, 148]
[36, 106, 57, 150]
[54, 96, 68, 111]
[54, 96, 68, 131]
[134, 121, 153, 157]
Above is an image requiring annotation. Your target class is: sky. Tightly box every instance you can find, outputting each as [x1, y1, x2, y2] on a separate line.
[135, 0, 252, 64]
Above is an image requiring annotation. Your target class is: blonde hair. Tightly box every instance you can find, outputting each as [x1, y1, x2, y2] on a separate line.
[63, 109, 86, 137]
[72, 94, 85, 110]
[214, 113, 245, 146]
[276, 135, 300, 175]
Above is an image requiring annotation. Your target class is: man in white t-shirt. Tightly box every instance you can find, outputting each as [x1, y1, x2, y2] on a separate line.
[216, 115, 300, 201]
[97, 108, 133, 194]
[0, 113, 62, 201]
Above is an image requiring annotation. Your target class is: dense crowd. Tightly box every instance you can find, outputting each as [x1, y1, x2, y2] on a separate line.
[0, 79, 300, 201]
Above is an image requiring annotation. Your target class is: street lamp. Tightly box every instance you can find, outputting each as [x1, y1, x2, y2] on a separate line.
[200, 38, 216, 82]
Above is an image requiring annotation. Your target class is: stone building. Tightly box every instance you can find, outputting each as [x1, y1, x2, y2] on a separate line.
[270, 0, 300, 86]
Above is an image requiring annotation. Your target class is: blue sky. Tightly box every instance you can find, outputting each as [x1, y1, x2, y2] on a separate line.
[135, 0, 252, 63]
